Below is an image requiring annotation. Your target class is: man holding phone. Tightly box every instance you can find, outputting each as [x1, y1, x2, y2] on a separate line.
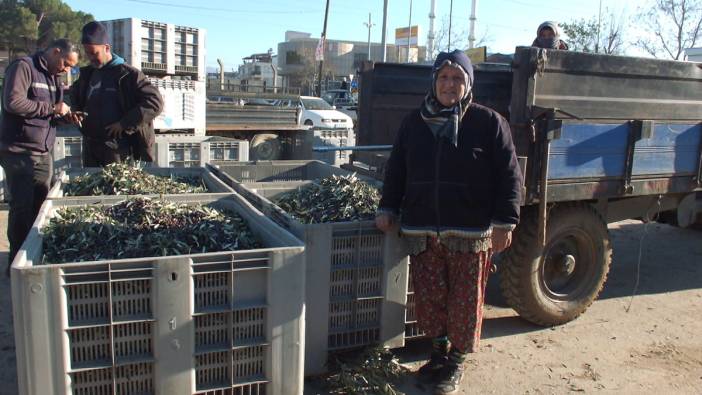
[68, 21, 163, 166]
[0, 39, 79, 274]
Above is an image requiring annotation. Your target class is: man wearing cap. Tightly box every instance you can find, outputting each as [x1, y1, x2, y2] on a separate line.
[376, 50, 522, 394]
[532, 21, 569, 50]
[0, 39, 79, 275]
[68, 21, 163, 166]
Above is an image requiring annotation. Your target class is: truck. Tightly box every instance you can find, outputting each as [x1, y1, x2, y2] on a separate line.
[353, 46, 702, 326]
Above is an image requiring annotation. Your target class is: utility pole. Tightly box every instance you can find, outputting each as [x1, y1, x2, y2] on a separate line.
[316, 0, 330, 97]
[595, 0, 602, 53]
[468, 0, 478, 49]
[364, 13, 375, 60]
[448, 0, 454, 50]
[381, 0, 389, 62]
[406, 0, 413, 63]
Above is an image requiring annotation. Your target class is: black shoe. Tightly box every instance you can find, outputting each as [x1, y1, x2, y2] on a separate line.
[416, 353, 447, 383]
[434, 363, 465, 395]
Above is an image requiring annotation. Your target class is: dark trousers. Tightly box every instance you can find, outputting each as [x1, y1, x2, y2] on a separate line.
[82, 137, 131, 167]
[0, 151, 52, 268]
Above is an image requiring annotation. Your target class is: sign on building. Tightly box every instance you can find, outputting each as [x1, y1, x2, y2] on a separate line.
[395, 25, 420, 46]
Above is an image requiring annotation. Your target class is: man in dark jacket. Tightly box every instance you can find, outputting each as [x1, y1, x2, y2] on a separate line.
[68, 21, 163, 166]
[376, 50, 522, 394]
[0, 39, 79, 273]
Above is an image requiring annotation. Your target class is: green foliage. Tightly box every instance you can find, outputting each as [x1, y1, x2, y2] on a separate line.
[322, 347, 408, 395]
[275, 174, 380, 224]
[0, 0, 93, 56]
[562, 10, 625, 55]
[64, 162, 208, 196]
[43, 197, 261, 264]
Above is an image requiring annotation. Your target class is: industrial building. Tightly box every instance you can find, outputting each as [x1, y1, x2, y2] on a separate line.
[277, 31, 426, 93]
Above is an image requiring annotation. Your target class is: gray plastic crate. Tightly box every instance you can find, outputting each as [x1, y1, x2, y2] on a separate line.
[207, 160, 353, 184]
[47, 166, 235, 199]
[54, 136, 84, 175]
[404, 262, 425, 339]
[219, 181, 408, 375]
[11, 193, 305, 395]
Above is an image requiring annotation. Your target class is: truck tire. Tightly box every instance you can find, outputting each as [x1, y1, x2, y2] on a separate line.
[499, 203, 612, 326]
[250, 133, 281, 160]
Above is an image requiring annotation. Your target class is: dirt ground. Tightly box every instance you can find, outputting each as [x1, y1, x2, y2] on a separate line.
[0, 212, 700, 395]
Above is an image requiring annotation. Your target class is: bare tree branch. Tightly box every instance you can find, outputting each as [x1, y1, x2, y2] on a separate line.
[634, 0, 702, 60]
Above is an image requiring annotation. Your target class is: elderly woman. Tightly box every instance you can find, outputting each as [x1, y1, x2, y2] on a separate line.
[376, 50, 522, 394]
[532, 21, 569, 50]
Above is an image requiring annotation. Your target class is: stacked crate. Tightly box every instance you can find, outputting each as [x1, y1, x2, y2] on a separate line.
[102, 18, 207, 135]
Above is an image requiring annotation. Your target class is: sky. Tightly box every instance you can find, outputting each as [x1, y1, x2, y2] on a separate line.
[62, 0, 648, 71]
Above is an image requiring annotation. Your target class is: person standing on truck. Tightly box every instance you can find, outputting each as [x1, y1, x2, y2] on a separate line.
[67, 21, 163, 166]
[532, 21, 569, 50]
[0, 39, 79, 274]
[375, 50, 522, 394]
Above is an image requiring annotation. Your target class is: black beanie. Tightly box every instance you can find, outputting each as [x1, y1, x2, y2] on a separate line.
[81, 21, 110, 45]
[432, 50, 474, 87]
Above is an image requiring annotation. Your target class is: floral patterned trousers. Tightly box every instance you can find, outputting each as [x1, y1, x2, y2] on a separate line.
[411, 237, 492, 353]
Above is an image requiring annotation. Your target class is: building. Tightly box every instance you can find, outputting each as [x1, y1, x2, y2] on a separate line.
[237, 50, 282, 93]
[278, 31, 426, 94]
[102, 18, 207, 82]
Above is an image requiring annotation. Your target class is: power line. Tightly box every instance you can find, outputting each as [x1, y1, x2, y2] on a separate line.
[124, 0, 322, 14]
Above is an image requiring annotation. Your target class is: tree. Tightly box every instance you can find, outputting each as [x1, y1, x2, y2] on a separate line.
[0, 0, 93, 58]
[284, 45, 337, 95]
[0, 2, 38, 58]
[430, 15, 492, 59]
[562, 10, 626, 55]
[634, 0, 702, 60]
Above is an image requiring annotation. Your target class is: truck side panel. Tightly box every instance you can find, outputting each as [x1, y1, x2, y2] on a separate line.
[632, 123, 702, 177]
[548, 123, 629, 180]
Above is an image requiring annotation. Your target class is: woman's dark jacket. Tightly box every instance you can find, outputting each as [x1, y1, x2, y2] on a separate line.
[379, 103, 522, 236]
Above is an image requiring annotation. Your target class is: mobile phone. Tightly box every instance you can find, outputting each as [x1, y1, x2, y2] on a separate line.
[73, 111, 88, 117]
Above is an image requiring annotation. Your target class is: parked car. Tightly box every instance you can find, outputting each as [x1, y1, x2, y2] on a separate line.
[322, 89, 358, 123]
[293, 96, 353, 129]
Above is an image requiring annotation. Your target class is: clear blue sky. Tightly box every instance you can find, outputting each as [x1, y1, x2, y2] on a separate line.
[63, 0, 645, 71]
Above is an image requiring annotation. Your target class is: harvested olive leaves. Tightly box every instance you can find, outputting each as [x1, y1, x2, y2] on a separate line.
[322, 347, 408, 395]
[275, 174, 379, 224]
[42, 197, 260, 264]
[63, 162, 207, 196]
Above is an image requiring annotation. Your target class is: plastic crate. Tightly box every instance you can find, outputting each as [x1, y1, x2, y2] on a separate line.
[54, 136, 84, 175]
[11, 193, 305, 395]
[404, 262, 425, 339]
[288, 129, 356, 167]
[155, 137, 249, 168]
[47, 166, 235, 199]
[215, 180, 408, 375]
[207, 160, 355, 184]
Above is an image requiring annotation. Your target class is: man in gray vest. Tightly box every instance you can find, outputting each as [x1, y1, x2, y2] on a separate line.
[68, 21, 163, 166]
[0, 39, 79, 274]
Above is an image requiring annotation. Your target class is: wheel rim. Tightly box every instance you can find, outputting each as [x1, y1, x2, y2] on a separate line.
[256, 141, 275, 160]
[539, 227, 597, 301]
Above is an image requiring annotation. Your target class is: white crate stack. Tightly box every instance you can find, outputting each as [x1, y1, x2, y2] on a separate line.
[102, 18, 207, 136]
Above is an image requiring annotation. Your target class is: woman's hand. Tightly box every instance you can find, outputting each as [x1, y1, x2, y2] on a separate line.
[492, 228, 513, 253]
[375, 213, 396, 233]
